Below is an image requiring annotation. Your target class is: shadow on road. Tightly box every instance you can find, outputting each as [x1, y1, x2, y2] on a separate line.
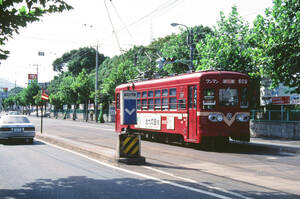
[145, 138, 299, 157]
[145, 162, 200, 171]
[0, 176, 297, 199]
[0, 139, 45, 146]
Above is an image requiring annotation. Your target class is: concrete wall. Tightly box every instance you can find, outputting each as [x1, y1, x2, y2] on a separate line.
[250, 120, 300, 139]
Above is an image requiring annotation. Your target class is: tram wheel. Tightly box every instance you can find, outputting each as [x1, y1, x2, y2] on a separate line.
[179, 136, 186, 147]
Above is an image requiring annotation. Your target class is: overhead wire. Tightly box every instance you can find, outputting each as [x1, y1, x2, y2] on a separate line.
[110, 1, 134, 41]
[104, 0, 122, 52]
[53, 0, 186, 65]
[100, 0, 185, 42]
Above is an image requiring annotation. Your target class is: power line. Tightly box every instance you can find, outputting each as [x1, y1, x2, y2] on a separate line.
[104, 0, 122, 52]
[110, 1, 134, 41]
[100, 0, 185, 42]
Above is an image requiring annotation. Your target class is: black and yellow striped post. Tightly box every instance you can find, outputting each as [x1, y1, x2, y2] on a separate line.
[117, 132, 145, 164]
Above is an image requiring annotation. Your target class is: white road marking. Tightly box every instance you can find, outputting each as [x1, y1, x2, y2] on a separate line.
[143, 166, 254, 199]
[37, 138, 234, 199]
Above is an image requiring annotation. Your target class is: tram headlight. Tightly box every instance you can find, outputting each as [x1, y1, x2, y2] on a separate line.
[216, 114, 223, 122]
[208, 113, 223, 122]
[208, 114, 217, 122]
[236, 113, 249, 122]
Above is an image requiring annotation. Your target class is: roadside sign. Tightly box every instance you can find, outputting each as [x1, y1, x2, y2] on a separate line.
[272, 96, 290, 105]
[28, 74, 38, 85]
[120, 90, 137, 125]
[41, 89, 49, 100]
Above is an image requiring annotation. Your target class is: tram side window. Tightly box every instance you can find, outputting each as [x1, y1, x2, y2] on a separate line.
[142, 91, 147, 98]
[155, 98, 161, 110]
[203, 88, 216, 110]
[162, 98, 168, 110]
[169, 97, 177, 110]
[155, 90, 161, 97]
[193, 86, 197, 108]
[116, 93, 120, 109]
[137, 92, 141, 110]
[162, 89, 168, 96]
[142, 99, 147, 110]
[169, 88, 176, 96]
[178, 99, 186, 110]
[148, 99, 154, 110]
[148, 90, 154, 97]
[188, 87, 193, 108]
[241, 87, 248, 108]
[137, 100, 141, 110]
[154, 89, 161, 110]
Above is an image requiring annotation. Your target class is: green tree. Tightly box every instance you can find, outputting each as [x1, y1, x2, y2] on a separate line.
[52, 47, 107, 76]
[48, 75, 64, 113]
[57, 75, 77, 119]
[253, 0, 300, 92]
[161, 25, 212, 74]
[71, 69, 94, 121]
[34, 90, 45, 115]
[0, 0, 72, 59]
[15, 81, 40, 115]
[196, 6, 259, 76]
[2, 95, 15, 110]
[8, 87, 23, 96]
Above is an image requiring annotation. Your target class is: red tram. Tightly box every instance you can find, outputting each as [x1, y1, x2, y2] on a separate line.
[115, 71, 250, 146]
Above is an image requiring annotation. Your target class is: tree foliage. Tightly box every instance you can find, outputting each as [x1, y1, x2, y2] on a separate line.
[253, 0, 300, 92]
[196, 6, 259, 77]
[0, 0, 72, 59]
[161, 25, 212, 74]
[22, 80, 40, 106]
[52, 47, 107, 76]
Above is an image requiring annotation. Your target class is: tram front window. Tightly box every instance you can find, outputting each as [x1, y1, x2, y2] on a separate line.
[219, 88, 238, 107]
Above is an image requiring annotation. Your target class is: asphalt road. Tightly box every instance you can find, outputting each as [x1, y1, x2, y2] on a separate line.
[0, 140, 230, 199]
[3, 116, 299, 199]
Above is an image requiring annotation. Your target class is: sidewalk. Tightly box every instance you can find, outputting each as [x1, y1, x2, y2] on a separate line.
[246, 137, 300, 154]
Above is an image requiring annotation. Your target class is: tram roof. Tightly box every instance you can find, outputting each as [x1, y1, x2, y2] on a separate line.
[115, 71, 248, 90]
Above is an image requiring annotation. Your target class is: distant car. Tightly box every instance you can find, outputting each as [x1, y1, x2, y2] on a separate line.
[7, 111, 21, 115]
[0, 115, 35, 144]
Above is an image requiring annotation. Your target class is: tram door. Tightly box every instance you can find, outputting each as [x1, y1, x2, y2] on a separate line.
[188, 85, 197, 140]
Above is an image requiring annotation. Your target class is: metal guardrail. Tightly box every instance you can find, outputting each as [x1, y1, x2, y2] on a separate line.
[251, 110, 300, 122]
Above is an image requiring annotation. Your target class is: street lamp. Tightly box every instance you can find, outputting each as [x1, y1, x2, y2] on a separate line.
[170, 23, 194, 71]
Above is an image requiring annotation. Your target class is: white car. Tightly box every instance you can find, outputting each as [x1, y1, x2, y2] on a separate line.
[0, 115, 35, 144]
[7, 111, 22, 115]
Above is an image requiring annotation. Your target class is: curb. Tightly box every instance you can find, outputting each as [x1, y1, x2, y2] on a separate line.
[35, 134, 117, 164]
[36, 134, 147, 165]
[232, 140, 300, 154]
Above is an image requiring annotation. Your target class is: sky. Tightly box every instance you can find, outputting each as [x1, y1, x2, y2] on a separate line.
[0, 0, 274, 89]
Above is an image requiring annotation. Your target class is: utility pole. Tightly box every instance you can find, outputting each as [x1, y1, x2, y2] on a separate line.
[95, 42, 99, 122]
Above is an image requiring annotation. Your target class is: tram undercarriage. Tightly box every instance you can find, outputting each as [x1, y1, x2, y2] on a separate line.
[139, 130, 249, 151]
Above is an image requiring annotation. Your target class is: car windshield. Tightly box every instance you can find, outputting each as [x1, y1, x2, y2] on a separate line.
[7, 111, 20, 115]
[0, 116, 31, 124]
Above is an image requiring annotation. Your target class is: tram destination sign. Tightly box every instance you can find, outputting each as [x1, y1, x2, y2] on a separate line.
[120, 90, 137, 125]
